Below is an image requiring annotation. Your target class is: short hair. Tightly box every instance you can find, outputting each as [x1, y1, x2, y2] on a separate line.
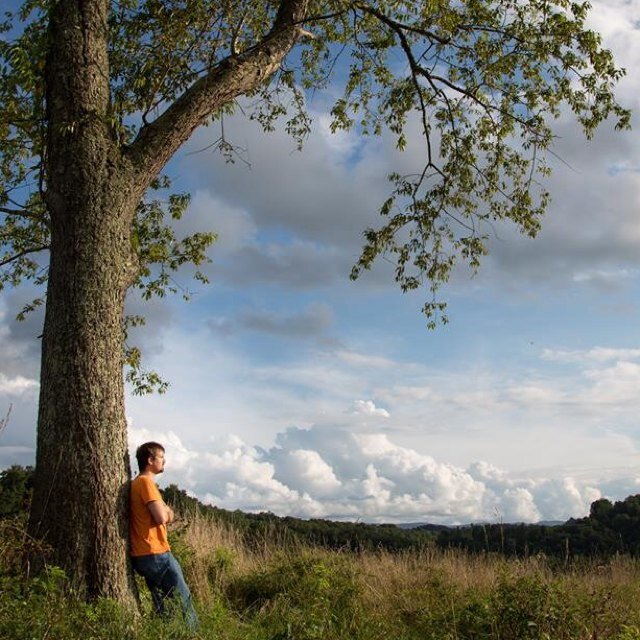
[135, 441, 165, 473]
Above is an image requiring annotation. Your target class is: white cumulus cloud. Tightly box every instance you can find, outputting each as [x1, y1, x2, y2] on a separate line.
[351, 400, 390, 418]
[128, 419, 612, 525]
[0, 373, 38, 396]
[542, 347, 640, 364]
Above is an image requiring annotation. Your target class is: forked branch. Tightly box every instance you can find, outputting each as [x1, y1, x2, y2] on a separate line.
[127, 0, 310, 190]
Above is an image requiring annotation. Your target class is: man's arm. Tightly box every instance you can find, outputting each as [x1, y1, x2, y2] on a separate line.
[147, 500, 175, 525]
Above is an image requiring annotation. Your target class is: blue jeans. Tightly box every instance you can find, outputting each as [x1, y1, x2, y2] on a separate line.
[131, 551, 199, 630]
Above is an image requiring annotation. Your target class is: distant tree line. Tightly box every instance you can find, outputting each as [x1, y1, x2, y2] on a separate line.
[161, 484, 438, 552]
[433, 497, 640, 559]
[2, 465, 639, 559]
[0, 465, 34, 517]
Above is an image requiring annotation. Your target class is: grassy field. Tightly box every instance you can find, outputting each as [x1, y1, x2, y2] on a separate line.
[3, 513, 640, 640]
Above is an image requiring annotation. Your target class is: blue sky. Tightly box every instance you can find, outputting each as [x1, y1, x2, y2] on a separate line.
[2, 0, 640, 524]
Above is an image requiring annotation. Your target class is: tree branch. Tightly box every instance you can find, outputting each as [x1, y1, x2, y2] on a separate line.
[0, 206, 46, 222]
[358, 3, 451, 45]
[0, 244, 50, 268]
[126, 0, 310, 191]
[360, 4, 542, 139]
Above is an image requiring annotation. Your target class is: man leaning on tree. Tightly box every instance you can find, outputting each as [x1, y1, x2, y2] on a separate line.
[130, 441, 198, 629]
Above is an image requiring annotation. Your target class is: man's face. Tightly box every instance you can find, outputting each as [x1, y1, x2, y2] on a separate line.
[148, 450, 166, 475]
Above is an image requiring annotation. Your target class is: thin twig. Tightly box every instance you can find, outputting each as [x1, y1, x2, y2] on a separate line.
[0, 404, 12, 438]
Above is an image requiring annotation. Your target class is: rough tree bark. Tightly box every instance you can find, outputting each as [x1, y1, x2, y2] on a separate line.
[26, 0, 141, 602]
[27, 0, 309, 599]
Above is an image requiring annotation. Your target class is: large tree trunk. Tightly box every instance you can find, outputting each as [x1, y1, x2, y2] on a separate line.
[27, 188, 137, 600]
[27, 0, 138, 601]
[26, 0, 309, 600]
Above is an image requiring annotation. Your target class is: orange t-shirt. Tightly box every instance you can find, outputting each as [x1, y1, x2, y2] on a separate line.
[130, 475, 171, 557]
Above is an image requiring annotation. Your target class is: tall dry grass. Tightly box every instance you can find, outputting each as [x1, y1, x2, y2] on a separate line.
[4, 510, 640, 639]
[169, 514, 640, 639]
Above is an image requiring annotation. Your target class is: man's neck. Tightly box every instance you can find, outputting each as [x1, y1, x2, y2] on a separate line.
[140, 470, 156, 479]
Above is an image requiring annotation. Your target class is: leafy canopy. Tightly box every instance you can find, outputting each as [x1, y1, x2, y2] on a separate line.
[0, 0, 630, 341]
